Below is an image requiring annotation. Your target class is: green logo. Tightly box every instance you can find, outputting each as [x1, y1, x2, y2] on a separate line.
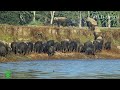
[5, 70, 12, 79]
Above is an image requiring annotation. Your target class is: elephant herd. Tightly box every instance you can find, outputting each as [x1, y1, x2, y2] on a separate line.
[0, 38, 111, 57]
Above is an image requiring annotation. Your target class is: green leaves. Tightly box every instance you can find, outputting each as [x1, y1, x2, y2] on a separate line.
[0, 11, 119, 27]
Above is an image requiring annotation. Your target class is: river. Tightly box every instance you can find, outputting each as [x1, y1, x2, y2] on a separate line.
[0, 59, 120, 79]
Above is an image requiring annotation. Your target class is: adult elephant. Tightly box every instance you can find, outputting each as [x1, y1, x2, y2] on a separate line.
[93, 36, 104, 52]
[0, 42, 8, 57]
[68, 41, 77, 52]
[11, 42, 20, 54]
[47, 46, 55, 56]
[47, 40, 54, 46]
[54, 42, 61, 52]
[93, 40, 103, 52]
[86, 21, 95, 30]
[93, 28, 102, 40]
[86, 17, 97, 31]
[27, 42, 33, 54]
[34, 41, 43, 53]
[61, 40, 70, 53]
[104, 41, 111, 50]
[17, 42, 28, 55]
[81, 41, 95, 55]
[53, 17, 67, 27]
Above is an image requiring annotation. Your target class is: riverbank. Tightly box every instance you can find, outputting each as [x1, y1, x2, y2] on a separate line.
[0, 25, 120, 62]
[0, 47, 120, 63]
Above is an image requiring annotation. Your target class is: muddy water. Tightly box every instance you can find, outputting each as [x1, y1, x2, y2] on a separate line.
[0, 59, 120, 79]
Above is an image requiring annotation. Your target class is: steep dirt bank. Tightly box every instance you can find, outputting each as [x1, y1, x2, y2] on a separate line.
[0, 24, 120, 62]
[0, 24, 120, 45]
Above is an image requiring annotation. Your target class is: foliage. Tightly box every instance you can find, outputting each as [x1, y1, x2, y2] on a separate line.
[0, 11, 20, 25]
[0, 11, 119, 27]
[28, 21, 44, 25]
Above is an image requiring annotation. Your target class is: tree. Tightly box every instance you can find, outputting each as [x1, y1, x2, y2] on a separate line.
[19, 11, 33, 25]
[78, 11, 82, 28]
[98, 19, 102, 27]
[108, 14, 111, 28]
[88, 11, 90, 17]
[33, 11, 36, 22]
[50, 11, 55, 25]
[117, 15, 119, 27]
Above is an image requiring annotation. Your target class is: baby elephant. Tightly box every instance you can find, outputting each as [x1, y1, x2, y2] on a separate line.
[47, 46, 55, 56]
[104, 41, 111, 50]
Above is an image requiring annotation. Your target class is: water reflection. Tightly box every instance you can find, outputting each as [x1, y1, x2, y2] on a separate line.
[0, 60, 120, 79]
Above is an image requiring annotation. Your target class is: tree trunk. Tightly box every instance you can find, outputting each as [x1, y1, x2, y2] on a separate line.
[108, 14, 111, 28]
[33, 11, 36, 22]
[79, 11, 82, 28]
[117, 14, 120, 26]
[50, 11, 55, 25]
[88, 11, 90, 17]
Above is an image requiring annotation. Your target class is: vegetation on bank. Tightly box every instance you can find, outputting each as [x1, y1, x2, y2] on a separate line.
[0, 11, 120, 27]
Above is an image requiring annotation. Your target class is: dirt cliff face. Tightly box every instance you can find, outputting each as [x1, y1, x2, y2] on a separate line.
[0, 24, 120, 47]
[0, 25, 94, 43]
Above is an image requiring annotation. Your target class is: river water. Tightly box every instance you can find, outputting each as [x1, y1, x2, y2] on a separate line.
[0, 59, 120, 79]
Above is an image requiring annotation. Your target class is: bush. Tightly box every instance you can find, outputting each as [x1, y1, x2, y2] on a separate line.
[97, 20, 102, 27]
[28, 21, 44, 26]
[0, 11, 20, 25]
